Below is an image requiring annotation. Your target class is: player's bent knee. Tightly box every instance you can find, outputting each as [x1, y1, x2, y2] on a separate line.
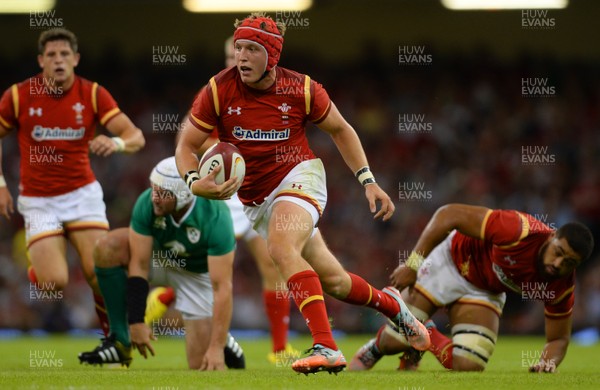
[451, 323, 497, 371]
[266, 241, 297, 267]
[93, 229, 130, 268]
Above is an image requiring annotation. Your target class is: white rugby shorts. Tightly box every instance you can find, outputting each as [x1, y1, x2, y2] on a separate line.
[243, 158, 327, 240]
[414, 231, 506, 316]
[150, 266, 213, 320]
[17, 181, 109, 246]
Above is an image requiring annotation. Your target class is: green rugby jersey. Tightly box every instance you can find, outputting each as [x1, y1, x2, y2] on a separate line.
[130, 189, 235, 273]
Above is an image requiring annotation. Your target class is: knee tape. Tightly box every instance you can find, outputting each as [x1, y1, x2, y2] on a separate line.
[451, 323, 497, 368]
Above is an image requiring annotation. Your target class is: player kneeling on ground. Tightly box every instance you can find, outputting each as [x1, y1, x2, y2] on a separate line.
[79, 157, 244, 370]
[349, 204, 594, 373]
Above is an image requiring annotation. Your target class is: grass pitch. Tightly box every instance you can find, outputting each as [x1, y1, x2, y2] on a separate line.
[1, 334, 599, 389]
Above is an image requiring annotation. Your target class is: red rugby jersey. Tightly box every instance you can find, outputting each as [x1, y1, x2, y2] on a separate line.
[0, 74, 121, 196]
[451, 210, 575, 318]
[189, 67, 331, 206]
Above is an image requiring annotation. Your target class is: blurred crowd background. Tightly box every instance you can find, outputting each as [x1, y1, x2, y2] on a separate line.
[0, 1, 599, 339]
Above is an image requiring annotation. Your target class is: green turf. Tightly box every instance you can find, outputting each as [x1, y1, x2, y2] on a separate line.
[1, 334, 599, 389]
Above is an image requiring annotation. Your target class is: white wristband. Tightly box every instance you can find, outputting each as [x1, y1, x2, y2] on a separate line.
[0, 175, 6, 188]
[112, 137, 126, 152]
[355, 166, 376, 186]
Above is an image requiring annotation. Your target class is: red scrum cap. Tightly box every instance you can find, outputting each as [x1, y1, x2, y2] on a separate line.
[234, 15, 284, 72]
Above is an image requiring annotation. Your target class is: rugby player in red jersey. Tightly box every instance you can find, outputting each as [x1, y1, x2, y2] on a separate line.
[349, 204, 594, 373]
[147, 36, 299, 364]
[0, 28, 145, 336]
[175, 13, 430, 374]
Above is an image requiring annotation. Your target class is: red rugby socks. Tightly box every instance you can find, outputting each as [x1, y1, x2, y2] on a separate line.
[288, 270, 337, 350]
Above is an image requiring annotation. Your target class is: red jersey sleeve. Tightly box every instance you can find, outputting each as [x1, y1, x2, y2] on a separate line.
[189, 83, 217, 134]
[308, 79, 331, 124]
[483, 210, 530, 246]
[0, 85, 17, 129]
[544, 285, 574, 319]
[94, 85, 121, 126]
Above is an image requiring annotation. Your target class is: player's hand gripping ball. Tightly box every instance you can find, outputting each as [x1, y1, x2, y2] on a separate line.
[198, 142, 246, 193]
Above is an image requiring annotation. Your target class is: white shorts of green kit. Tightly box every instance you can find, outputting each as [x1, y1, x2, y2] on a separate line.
[150, 266, 213, 320]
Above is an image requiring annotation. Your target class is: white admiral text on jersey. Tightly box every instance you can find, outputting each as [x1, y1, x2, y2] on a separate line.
[31, 126, 85, 141]
[232, 126, 290, 141]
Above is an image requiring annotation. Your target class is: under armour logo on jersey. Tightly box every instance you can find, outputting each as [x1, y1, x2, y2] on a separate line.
[278, 103, 291, 113]
[227, 106, 242, 115]
[29, 107, 42, 117]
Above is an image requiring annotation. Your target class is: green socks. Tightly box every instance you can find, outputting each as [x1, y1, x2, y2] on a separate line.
[95, 266, 131, 347]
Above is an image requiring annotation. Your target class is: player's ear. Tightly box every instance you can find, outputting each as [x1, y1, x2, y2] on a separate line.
[37, 54, 44, 69]
[73, 52, 80, 67]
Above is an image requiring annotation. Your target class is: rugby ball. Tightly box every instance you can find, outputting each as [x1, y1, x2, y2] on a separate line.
[198, 142, 245, 190]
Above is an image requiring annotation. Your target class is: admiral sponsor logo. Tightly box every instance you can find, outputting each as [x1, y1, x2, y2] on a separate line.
[31, 125, 85, 141]
[232, 126, 290, 141]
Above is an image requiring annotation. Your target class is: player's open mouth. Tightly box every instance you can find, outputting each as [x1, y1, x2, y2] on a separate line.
[55, 68, 65, 75]
[239, 66, 252, 75]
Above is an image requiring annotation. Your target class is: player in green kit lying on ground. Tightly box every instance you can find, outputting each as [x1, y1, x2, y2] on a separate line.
[78, 156, 244, 370]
